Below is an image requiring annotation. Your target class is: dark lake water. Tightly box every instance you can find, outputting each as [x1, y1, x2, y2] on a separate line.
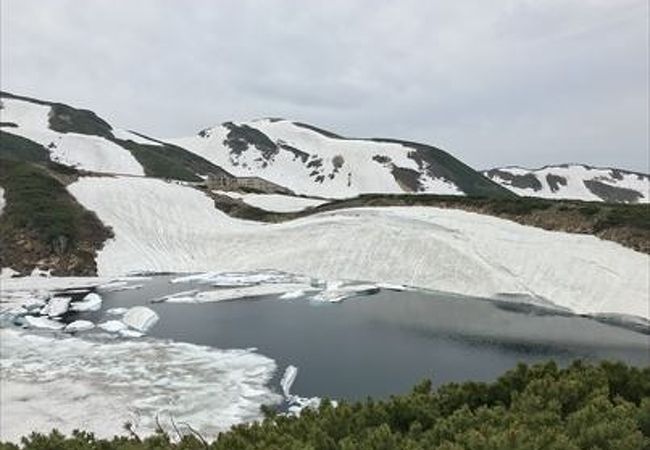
[69, 276, 649, 401]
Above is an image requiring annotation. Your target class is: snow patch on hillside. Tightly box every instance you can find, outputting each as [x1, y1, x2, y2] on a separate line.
[68, 176, 650, 319]
[485, 165, 649, 203]
[1, 97, 144, 175]
[0, 187, 5, 215]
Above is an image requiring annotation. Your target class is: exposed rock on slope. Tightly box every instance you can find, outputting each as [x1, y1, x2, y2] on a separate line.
[174, 119, 513, 198]
[484, 164, 649, 203]
[0, 91, 232, 182]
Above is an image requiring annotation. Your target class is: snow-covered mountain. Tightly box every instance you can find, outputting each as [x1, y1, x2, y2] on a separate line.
[0, 91, 232, 182]
[1, 91, 649, 320]
[484, 165, 649, 203]
[172, 119, 511, 198]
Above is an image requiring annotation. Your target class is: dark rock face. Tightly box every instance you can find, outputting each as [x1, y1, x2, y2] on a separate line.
[372, 155, 391, 164]
[484, 169, 543, 191]
[48, 103, 114, 139]
[583, 179, 644, 203]
[546, 174, 567, 192]
[222, 122, 280, 163]
[279, 143, 310, 163]
[391, 166, 423, 192]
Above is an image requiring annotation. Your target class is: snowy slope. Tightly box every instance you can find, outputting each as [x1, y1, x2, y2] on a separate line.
[484, 165, 650, 203]
[173, 119, 509, 199]
[0, 92, 231, 182]
[214, 191, 328, 212]
[0, 96, 145, 175]
[68, 176, 649, 319]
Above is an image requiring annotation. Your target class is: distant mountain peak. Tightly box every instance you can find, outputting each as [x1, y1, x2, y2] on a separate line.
[483, 165, 649, 203]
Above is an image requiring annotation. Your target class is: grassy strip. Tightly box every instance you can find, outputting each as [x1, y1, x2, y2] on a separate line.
[0, 130, 50, 162]
[114, 138, 232, 182]
[2, 361, 648, 449]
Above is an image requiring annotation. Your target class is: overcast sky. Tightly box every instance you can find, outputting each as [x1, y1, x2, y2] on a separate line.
[1, 0, 648, 171]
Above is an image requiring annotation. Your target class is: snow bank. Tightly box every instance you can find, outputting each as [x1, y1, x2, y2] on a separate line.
[0, 267, 19, 279]
[0, 328, 280, 442]
[68, 176, 650, 320]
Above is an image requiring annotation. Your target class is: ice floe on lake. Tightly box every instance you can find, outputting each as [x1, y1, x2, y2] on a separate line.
[170, 270, 309, 287]
[23, 316, 65, 330]
[106, 307, 129, 316]
[40, 296, 72, 317]
[158, 271, 383, 304]
[0, 328, 281, 442]
[98, 320, 128, 333]
[69, 292, 103, 312]
[64, 320, 95, 333]
[279, 365, 333, 416]
[311, 281, 380, 303]
[122, 306, 159, 332]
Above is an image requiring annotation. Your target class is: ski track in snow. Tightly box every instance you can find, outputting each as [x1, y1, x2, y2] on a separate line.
[68, 176, 650, 320]
[0, 328, 280, 443]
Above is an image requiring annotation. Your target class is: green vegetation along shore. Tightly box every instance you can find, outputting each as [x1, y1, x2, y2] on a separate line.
[2, 361, 649, 449]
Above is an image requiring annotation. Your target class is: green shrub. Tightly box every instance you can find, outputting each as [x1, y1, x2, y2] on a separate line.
[0, 160, 109, 252]
[3, 361, 649, 449]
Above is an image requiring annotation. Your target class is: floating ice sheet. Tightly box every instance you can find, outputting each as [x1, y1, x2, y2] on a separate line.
[70, 293, 103, 312]
[0, 328, 280, 442]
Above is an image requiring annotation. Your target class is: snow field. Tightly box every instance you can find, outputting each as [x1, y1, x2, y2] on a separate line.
[68, 176, 650, 319]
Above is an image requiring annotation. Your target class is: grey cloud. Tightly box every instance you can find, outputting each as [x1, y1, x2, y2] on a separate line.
[1, 0, 647, 171]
